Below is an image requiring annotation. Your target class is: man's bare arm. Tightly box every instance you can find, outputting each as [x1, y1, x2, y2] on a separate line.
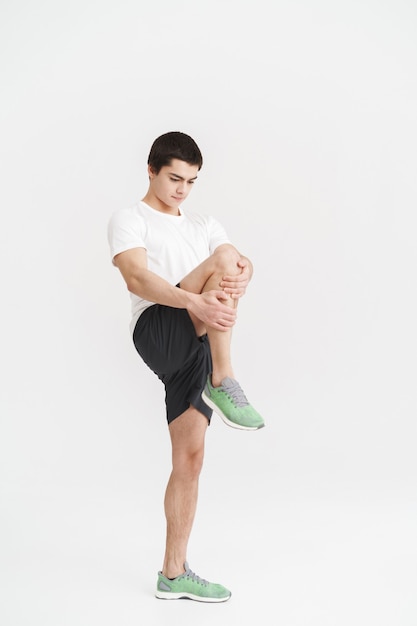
[114, 247, 194, 309]
[113, 247, 236, 331]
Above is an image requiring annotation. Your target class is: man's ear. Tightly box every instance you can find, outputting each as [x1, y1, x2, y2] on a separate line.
[148, 164, 156, 179]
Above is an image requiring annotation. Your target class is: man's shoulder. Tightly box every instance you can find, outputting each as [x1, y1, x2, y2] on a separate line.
[111, 203, 141, 218]
[109, 203, 145, 225]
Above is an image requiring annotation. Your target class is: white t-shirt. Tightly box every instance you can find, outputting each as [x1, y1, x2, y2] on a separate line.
[108, 201, 231, 334]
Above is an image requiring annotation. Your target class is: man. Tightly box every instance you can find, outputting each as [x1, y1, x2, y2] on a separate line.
[108, 131, 264, 603]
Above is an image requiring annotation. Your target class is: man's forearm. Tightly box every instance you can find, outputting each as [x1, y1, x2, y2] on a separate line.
[126, 268, 195, 310]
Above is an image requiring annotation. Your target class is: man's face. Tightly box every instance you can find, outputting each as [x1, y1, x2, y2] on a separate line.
[149, 159, 199, 210]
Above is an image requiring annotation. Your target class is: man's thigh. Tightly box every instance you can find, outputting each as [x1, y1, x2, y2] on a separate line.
[169, 406, 208, 460]
[179, 255, 217, 295]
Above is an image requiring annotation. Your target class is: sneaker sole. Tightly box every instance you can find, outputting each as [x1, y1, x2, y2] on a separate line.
[201, 391, 265, 431]
[155, 590, 231, 602]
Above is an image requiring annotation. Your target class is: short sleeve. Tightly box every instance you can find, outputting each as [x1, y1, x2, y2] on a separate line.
[206, 215, 230, 253]
[107, 208, 147, 264]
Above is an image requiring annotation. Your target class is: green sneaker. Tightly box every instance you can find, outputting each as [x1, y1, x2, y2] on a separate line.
[155, 562, 231, 602]
[202, 376, 265, 431]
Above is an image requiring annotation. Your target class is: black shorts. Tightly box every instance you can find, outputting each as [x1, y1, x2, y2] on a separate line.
[132, 304, 213, 424]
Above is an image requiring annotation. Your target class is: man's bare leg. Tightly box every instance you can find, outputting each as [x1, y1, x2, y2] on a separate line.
[162, 405, 208, 579]
[180, 243, 265, 431]
[180, 244, 242, 386]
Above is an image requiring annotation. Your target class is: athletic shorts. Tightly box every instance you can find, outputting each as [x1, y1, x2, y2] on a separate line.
[132, 304, 213, 425]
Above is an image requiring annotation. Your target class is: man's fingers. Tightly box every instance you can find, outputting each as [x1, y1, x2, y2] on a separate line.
[213, 289, 230, 301]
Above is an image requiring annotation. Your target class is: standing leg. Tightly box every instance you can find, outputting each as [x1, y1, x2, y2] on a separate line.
[158, 404, 231, 602]
[162, 406, 207, 579]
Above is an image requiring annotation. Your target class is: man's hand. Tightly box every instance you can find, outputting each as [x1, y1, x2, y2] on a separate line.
[187, 290, 237, 331]
[220, 256, 253, 299]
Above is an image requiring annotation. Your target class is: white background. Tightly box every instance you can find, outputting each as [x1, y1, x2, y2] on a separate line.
[1, 1, 416, 624]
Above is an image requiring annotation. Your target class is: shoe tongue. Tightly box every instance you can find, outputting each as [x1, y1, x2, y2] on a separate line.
[221, 377, 236, 389]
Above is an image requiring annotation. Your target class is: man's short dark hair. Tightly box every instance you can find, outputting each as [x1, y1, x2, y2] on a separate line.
[148, 131, 203, 174]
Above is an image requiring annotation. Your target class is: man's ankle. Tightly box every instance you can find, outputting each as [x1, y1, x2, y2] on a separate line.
[211, 373, 234, 388]
[162, 563, 186, 579]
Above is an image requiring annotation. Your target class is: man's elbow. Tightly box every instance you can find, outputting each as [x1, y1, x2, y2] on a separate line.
[125, 275, 138, 293]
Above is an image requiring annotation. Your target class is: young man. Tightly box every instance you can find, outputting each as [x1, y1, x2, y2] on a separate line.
[108, 131, 264, 603]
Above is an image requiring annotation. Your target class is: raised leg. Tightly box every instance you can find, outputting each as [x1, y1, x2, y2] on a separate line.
[180, 244, 242, 386]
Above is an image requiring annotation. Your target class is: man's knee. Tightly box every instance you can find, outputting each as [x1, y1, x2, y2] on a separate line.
[212, 245, 241, 275]
[173, 448, 204, 480]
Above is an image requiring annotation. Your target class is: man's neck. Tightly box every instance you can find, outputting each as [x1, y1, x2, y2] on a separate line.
[141, 192, 180, 216]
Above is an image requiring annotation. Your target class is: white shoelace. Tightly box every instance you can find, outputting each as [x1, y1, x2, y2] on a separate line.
[221, 378, 249, 407]
[180, 564, 209, 587]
